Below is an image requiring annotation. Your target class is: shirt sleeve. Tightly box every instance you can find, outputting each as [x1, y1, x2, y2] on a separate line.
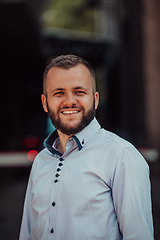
[111, 146, 154, 240]
[19, 167, 35, 240]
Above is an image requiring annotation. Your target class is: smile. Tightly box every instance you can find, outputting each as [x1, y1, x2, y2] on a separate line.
[61, 110, 80, 114]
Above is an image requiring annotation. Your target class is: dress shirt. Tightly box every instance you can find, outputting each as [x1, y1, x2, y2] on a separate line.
[19, 118, 154, 240]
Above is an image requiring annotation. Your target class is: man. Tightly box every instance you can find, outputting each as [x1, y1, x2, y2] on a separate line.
[19, 54, 154, 240]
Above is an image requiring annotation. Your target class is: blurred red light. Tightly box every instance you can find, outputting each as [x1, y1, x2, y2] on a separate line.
[27, 150, 38, 162]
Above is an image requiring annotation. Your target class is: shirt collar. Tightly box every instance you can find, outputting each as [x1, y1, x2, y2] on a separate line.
[44, 118, 101, 155]
[74, 118, 101, 148]
[44, 130, 62, 157]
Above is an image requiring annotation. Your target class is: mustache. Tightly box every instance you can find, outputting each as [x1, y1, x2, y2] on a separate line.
[58, 105, 85, 112]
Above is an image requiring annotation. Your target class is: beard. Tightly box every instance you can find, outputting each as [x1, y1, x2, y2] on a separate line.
[47, 100, 96, 136]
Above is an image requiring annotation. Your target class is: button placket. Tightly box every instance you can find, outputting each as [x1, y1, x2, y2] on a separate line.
[50, 157, 65, 234]
[54, 157, 65, 184]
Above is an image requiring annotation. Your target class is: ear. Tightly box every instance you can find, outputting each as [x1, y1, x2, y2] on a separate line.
[94, 92, 99, 110]
[41, 94, 48, 113]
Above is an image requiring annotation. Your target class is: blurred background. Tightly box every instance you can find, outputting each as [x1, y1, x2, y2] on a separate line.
[0, 0, 160, 239]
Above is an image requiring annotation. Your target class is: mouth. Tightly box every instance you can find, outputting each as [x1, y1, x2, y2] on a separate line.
[61, 110, 80, 115]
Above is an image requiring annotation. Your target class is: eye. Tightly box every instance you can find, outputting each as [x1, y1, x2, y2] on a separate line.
[54, 91, 64, 96]
[75, 90, 86, 95]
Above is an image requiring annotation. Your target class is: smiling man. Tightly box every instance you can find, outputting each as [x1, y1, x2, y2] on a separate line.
[19, 55, 154, 240]
[41, 62, 99, 153]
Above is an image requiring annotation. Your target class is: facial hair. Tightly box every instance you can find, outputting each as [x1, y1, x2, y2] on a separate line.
[47, 99, 96, 136]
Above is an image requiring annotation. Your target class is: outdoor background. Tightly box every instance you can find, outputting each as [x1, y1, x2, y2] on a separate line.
[0, 0, 160, 239]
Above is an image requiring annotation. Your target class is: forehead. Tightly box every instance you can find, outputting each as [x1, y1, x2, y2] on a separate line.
[45, 64, 93, 90]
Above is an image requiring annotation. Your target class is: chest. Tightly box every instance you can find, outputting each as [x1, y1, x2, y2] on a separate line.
[32, 148, 114, 210]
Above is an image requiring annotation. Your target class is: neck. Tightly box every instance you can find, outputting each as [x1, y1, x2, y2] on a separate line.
[57, 130, 73, 154]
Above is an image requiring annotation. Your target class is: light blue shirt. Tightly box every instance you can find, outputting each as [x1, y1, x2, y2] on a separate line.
[19, 118, 154, 240]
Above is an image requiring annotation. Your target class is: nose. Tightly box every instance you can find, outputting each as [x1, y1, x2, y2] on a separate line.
[63, 93, 77, 106]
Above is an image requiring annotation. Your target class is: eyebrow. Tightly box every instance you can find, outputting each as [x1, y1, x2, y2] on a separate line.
[51, 86, 88, 93]
[74, 86, 88, 92]
[51, 88, 65, 93]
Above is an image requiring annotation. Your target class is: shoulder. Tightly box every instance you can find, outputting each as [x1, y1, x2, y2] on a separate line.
[93, 128, 134, 155]
[30, 147, 52, 175]
[95, 128, 149, 169]
[98, 128, 133, 148]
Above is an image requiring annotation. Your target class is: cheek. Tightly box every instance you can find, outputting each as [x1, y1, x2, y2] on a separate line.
[47, 97, 61, 109]
[78, 97, 94, 110]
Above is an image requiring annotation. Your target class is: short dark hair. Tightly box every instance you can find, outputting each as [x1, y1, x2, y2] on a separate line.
[43, 54, 96, 94]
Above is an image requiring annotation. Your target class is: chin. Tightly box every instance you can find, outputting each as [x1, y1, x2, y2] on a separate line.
[62, 120, 81, 129]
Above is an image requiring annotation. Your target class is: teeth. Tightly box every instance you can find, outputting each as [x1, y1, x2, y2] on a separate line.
[62, 110, 79, 114]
